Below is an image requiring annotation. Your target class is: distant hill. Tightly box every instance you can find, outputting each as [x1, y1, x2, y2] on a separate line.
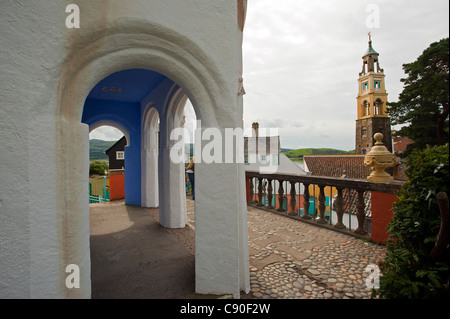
[90, 141, 355, 161]
[283, 148, 355, 159]
[89, 139, 116, 161]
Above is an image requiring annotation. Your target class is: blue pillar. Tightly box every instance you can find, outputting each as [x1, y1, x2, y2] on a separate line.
[124, 132, 141, 206]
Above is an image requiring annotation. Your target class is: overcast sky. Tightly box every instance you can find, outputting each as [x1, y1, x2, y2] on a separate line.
[91, 0, 449, 151]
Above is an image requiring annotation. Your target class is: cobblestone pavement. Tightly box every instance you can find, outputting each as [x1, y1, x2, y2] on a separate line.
[186, 198, 386, 299]
[246, 205, 386, 299]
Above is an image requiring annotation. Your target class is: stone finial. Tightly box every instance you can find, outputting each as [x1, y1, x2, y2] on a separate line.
[364, 133, 397, 183]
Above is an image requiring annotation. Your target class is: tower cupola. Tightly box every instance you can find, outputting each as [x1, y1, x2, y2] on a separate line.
[360, 32, 383, 75]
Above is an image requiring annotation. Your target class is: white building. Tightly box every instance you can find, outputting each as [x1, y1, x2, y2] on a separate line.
[0, 0, 249, 298]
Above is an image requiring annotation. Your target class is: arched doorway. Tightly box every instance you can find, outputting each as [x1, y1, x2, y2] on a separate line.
[88, 125, 128, 203]
[56, 20, 249, 298]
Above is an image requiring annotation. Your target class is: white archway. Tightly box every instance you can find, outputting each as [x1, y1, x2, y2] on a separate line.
[55, 18, 249, 298]
[141, 106, 160, 208]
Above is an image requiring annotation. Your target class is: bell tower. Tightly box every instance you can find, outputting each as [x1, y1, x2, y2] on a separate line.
[355, 33, 392, 154]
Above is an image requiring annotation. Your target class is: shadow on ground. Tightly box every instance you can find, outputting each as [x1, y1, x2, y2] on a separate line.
[89, 203, 195, 299]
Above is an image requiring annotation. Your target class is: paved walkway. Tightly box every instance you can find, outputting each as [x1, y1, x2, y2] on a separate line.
[245, 205, 385, 299]
[90, 198, 386, 299]
[185, 198, 386, 299]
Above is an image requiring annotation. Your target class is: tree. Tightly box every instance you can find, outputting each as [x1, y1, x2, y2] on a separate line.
[89, 161, 109, 175]
[387, 38, 449, 157]
[377, 144, 449, 299]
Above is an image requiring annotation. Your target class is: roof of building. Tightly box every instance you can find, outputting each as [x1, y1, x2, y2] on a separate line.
[303, 155, 370, 180]
[393, 136, 414, 155]
[363, 32, 378, 57]
[245, 153, 307, 175]
[363, 40, 379, 57]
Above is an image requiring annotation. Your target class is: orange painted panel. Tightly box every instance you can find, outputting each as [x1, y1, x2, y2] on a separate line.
[109, 173, 125, 200]
[371, 191, 398, 244]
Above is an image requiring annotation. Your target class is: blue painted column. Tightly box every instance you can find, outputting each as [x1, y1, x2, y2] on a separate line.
[124, 132, 141, 206]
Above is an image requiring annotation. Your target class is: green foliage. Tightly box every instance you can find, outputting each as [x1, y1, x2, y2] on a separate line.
[89, 160, 109, 176]
[377, 144, 449, 299]
[387, 38, 449, 157]
[283, 148, 354, 158]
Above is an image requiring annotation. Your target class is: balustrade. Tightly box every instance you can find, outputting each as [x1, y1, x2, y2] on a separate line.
[246, 171, 402, 238]
[267, 178, 273, 209]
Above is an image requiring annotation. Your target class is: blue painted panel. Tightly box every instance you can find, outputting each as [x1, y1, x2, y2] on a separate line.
[309, 198, 316, 215]
[87, 69, 166, 103]
[124, 136, 141, 206]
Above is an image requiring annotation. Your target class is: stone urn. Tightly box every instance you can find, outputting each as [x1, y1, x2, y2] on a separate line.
[364, 133, 397, 183]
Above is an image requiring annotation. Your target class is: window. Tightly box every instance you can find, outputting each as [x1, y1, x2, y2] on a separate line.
[260, 154, 267, 163]
[362, 127, 367, 138]
[272, 154, 279, 166]
[362, 82, 369, 91]
[374, 99, 383, 115]
[116, 151, 124, 160]
[363, 100, 370, 116]
[374, 81, 381, 89]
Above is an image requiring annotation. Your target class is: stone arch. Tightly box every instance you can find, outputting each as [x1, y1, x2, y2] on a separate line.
[141, 105, 160, 208]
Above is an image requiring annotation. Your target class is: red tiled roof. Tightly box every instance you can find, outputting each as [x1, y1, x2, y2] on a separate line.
[303, 155, 370, 180]
[393, 136, 414, 155]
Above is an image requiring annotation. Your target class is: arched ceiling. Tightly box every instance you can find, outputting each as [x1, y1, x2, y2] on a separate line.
[87, 69, 166, 103]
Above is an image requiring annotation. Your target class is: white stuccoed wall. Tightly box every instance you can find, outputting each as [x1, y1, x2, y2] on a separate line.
[0, 0, 249, 298]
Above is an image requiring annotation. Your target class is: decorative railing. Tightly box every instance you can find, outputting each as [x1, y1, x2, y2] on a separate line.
[246, 171, 403, 238]
[89, 176, 110, 204]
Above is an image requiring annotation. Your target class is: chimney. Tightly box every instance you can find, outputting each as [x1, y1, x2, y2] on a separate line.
[252, 122, 259, 138]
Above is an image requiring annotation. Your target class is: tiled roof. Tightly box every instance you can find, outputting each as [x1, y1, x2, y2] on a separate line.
[393, 136, 414, 155]
[303, 155, 370, 180]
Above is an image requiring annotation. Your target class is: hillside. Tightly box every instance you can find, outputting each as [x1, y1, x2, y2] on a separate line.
[89, 139, 116, 161]
[283, 148, 355, 159]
